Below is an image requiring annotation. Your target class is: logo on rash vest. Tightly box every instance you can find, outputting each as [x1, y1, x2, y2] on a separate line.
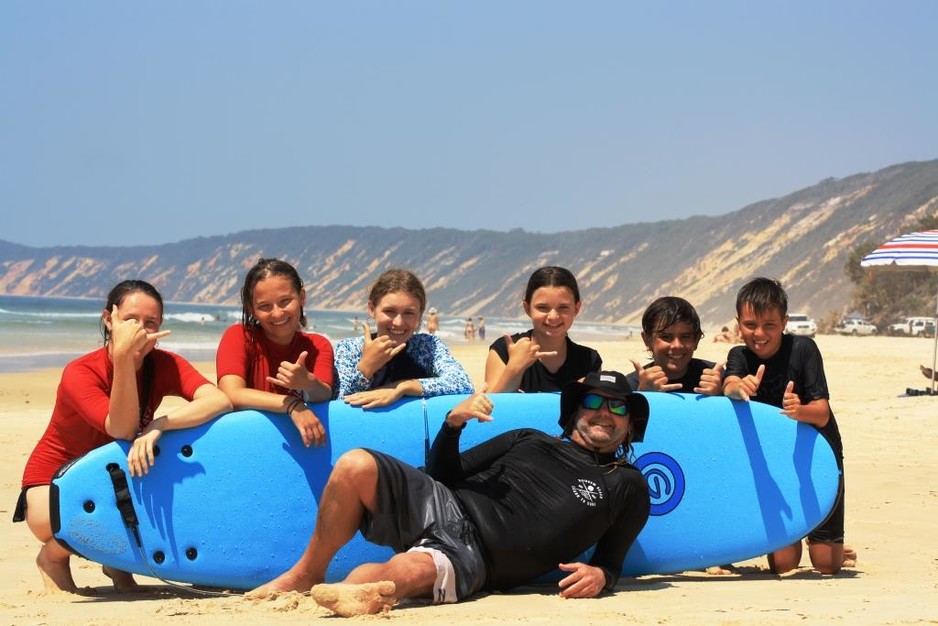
[571, 478, 604, 506]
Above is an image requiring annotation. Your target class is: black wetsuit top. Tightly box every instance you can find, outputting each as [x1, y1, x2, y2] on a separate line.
[489, 330, 603, 392]
[726, 334, 843, 463]
[625, 357, 716, 393]
[427, 425, 650, 592]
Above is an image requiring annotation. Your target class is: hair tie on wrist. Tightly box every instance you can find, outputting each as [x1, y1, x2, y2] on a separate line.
[286, 397, 302, 415]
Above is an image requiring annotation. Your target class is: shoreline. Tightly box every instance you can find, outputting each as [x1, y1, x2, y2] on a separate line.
[2, 335, 937, 623]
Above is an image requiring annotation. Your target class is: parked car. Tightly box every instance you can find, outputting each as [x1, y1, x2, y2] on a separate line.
[786, 313, 817, 338]
[888, 317, 936, 338]
[835, 318, 878, 336]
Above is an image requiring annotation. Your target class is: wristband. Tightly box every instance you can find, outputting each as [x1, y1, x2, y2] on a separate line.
[285, 397, 303, 415]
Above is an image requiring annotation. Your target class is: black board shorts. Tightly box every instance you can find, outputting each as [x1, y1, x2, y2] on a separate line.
[808, 473, 845, 544]
[12, 487, 30, 523]
[360, 450, 486, 601]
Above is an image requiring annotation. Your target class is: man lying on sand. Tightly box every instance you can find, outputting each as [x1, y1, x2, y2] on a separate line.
[248, 372, 651, 616]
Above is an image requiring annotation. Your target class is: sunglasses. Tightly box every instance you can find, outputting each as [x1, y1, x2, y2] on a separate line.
[581, 393, 629, 416]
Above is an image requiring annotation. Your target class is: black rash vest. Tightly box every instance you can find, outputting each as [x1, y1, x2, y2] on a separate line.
[725, 333, 843, 464]
[489, 330, 603, 392]
[427, 425, 650, 592]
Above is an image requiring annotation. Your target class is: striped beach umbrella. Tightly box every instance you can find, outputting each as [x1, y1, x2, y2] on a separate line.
[861, 229, 938, 393]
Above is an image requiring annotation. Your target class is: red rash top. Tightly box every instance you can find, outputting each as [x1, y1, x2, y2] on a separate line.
[215, 324, 335, 397]
[22, 347, 211, 487]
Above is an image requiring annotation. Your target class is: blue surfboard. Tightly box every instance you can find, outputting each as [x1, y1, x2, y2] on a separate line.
[51, 393, 841, 589]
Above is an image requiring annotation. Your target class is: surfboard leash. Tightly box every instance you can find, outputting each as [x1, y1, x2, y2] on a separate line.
[421, 396, 432, 467]
[105, 463, 244, 598]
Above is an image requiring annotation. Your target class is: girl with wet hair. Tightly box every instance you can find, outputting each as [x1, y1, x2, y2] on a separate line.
[217, 258, 334, 447]
[14, 280, 231, 594]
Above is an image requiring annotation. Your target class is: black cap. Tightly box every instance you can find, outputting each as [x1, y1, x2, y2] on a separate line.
[558, 370, 650, 443]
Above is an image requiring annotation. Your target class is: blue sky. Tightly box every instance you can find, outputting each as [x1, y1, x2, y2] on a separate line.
[2, 1, 936, 247]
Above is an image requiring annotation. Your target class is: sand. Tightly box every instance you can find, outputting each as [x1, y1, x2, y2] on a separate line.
[2, 334, 937, 624]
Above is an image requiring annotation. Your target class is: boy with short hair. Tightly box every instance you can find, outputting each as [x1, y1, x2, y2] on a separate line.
[723, 277, 854, 574]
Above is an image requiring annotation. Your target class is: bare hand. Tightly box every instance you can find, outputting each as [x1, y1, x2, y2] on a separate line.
[728, 364, 765, 401]
[266, 350, 316, 392]
[343, 385, 404, 410]
[694, 361, 726, 395]
[505, 333, 557, 371]
[630, 359, 682, 392]
[557, 562, 606, 598]
[290, 403, 326, 447]
[358, 322, 407, 379]
[108, 304, 171, 360]
[127, 422, 164, 477]
[445, 385, 494, 428]
[780, 380, 801, 419]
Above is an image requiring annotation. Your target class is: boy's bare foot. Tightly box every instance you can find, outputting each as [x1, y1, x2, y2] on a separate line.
[102, 566, 142, 592]
[705, 564, 735, 575]
[842, 546, 858, 568]
[245, 569, 320, 600]
[36, 545, 78, 594]
[311, 581, 397, 617]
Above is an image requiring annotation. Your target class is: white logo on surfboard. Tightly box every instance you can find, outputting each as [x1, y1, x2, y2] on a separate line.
[571, 478, 604, 507]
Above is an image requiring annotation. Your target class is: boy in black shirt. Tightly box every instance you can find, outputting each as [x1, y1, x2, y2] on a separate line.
[723, 277, 855, 574]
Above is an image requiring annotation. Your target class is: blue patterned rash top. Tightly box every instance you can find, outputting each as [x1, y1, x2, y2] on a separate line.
[333, 332, 474, 399]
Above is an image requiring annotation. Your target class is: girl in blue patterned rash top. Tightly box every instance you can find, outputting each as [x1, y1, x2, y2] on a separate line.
[334, 269, 473, 408]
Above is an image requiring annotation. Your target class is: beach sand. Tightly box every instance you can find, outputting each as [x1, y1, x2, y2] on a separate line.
[2, 335, 937, 624]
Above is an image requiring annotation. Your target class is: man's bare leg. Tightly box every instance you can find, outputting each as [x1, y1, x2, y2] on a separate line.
[246, 450, 380, 598]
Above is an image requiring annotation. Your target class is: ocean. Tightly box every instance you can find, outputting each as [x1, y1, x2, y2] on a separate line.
[0, 294, 637, 374]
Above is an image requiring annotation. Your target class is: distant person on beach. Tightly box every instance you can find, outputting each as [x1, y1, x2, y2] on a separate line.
[13, 280, 231, 594]
[333, 269, 473, 408]
[426, 307, 439, 335]
[464, 317, 475, 341]
[247, 371, 650, 617]
[712, 324, 742, 344]
[712, 326, 733, 343]
[486, 266, 601, 392]
[626, 296, 724, 395]
[477, 316, 486, 341]
[723, 277, 856, 574]
[216, 258, 334, 447]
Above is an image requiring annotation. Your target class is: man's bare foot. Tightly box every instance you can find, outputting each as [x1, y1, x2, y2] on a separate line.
[705, 564, 735, 576]
[311, 581, 397, 617]
[246, 569, 320, 600]
[102, 566, 141, 592]
[36, 545, 78, 594]
[842, 546, 858, 568]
